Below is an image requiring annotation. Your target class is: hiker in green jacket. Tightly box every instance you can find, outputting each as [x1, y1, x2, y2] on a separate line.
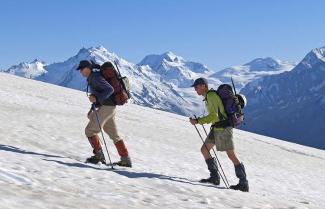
[190, 77, 249, 192]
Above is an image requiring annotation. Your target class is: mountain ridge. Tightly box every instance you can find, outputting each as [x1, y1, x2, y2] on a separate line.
[240, 46, 325, 149]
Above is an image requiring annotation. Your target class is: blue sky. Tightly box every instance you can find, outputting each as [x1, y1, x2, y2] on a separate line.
[0, 0, 324, 70]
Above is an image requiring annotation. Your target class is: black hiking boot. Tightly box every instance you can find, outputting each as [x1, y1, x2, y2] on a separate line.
[230, 163, 249, 192]
[230, 182, 249, 192]
[86, 156, 100, 164]
[86, 150, 106, 164]
[203, 158, 220, 185]
[199, 177, 220, 185]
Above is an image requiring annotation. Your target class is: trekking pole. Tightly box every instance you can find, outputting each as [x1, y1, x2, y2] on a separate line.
[113, 60, 122, 77]
[192, 120, 229, 189]
[231, 77, 237, 95]
[195, 116, 230, 188]
[92, 104, 114, 169]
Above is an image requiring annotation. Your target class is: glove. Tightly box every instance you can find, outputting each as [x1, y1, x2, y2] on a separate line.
[189, 117, 199, 125]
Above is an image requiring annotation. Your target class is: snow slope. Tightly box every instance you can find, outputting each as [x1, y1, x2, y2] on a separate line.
[0, 72, 324, 209]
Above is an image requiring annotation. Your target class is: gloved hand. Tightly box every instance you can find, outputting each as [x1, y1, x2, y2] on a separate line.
[189, 117, 199, 125]
[89, 95, 97, 103]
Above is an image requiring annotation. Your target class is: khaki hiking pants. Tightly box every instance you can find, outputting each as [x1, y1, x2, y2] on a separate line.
[85, 105, 120, 143]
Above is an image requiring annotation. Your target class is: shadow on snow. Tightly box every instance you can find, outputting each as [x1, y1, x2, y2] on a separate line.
[0, 143, 227, 190]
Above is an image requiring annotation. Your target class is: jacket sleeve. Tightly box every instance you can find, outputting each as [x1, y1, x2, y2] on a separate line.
[197, 92, 220, 125]
[92, 74, 114, 104]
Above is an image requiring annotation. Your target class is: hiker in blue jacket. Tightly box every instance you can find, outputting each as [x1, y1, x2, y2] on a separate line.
[77, 60, 132, 167]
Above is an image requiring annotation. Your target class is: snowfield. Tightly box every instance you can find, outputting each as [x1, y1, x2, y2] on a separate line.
[0, 72, 324, 209]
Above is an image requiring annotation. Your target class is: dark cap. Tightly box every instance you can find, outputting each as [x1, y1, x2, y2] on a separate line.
[76, 60, 92, 70]
[191, 77, 208, 87]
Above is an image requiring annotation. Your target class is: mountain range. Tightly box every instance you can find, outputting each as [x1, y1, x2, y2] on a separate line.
[1, 46, 294, 118]
[241, 46, 325, 149]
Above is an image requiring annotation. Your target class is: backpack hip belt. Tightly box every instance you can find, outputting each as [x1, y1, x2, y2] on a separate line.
[212, 120, 231, 129]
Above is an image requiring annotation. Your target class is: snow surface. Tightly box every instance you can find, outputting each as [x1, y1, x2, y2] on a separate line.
[0, 72, 324, 209]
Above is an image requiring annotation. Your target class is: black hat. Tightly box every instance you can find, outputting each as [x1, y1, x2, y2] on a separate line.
[76, 60, 92, 70]
[191, 77, 208, 87]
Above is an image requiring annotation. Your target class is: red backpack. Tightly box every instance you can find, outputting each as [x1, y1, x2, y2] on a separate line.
[100, 61, 130, 105]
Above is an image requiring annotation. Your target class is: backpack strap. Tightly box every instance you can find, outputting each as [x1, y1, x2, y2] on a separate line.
[204, 89, 215, 102]
[113, 60, 122, 78]
[205, 90, 227, 118]
[86, 71, 95, 97]
[86, 74, 92, 97]
[205, 90, 230, 128]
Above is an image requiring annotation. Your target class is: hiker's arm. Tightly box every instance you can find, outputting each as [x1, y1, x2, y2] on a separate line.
[197, 112, 217, 124]
[93, 75, 114, 104]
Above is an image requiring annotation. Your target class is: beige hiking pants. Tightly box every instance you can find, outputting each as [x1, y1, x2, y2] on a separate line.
[85, 105, 120, 143]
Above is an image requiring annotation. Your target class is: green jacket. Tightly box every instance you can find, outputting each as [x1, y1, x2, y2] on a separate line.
[197, 89, 227, 131]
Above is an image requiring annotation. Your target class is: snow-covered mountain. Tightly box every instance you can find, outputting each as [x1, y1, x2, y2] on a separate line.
[1, 72, 325, 209]
[138, 51, 211, 88]
[37, 46, 132, 91]
[240, 46, 325, 149]
[3, 59, 46, 79]
[1, 46, 294, 118]
[2, 47, 211, 116]
[210, 57, 296, 90]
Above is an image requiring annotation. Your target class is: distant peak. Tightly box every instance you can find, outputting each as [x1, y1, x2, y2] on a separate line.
[310, 46, 325, 59]
[162, 51, 176, 57]
[31, 59, 46, 64]
[242, 57, 284, 72]
[301, 46, 325, 66]
[77, 46, 109, 56]
[157, 51, 183, 63]
[245, 57, 279, 66]
[89, 46, 108, 53]
[138, 51, 184, 67]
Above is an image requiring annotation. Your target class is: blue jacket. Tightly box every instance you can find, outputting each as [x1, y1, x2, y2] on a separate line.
[87, 71, 115, 106]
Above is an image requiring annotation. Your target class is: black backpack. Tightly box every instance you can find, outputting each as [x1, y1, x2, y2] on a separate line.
[207, 84, 246, 128]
